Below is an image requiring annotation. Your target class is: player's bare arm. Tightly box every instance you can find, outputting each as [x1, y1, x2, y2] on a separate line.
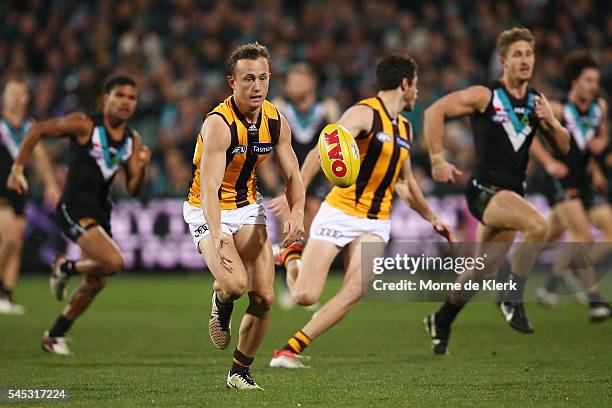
[395, 156, 457, 242]
[424, 85, 490, 183]
[200, 114, 233, 271]
[530, 137, 569, 178]
[7, 112, 93, 194]
[124, 131, 151, 197]
[534, 93, 570, 154]
[587, 98, 609, 155]
[274, 114, 305, 247]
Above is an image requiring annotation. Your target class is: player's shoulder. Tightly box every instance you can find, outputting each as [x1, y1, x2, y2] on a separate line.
[262, 99, 280, 120]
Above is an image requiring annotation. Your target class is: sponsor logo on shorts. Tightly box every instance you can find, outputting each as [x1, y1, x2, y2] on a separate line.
[194, 224, 209, 238]
[316, 227, 343, 239]
[376, 132, 393, 143]
[251, 142, 273, 155]
[232, 145, 247, 155]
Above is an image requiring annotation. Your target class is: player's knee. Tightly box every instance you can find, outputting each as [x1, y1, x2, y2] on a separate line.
[85, 275, 107, 292]
[223, 279, 247, 300]
[527, 215, 548, 241]
[248, 291, 274, 312]
[102, 254, 124, 275]
[0, 233, 21, 252]
[293, 290, 319, 307]
[341, 285, 364, 306]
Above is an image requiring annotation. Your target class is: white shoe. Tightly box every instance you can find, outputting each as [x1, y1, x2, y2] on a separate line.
[50, 255, 70, 301]
[226, 371, 264, 390]
[41, 331, 71, 355]
[0, 297, 25, 315]
[536, 287, 559, 307]
[209, 292, 233, 349]
[269, 349, 310, 368]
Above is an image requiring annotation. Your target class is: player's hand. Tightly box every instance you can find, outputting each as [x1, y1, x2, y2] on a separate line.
[587, 137, 608, 156]
[281, 210, 304, 248]
[268, 194, 290, 220]
[432, 162, 463, 184]
[7, 164, 28, 195]
[137, 146, 151, 169]
[43, 183, 61, 207]
[212, 232, 233, 272]
[534, 95, 554, 126]
[544, 160, 569, 178]
[431, 218, 458, 243]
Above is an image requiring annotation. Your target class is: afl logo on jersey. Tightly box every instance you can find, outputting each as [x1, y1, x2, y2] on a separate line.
[376, 132, 393, 143]
[491, 107, 509, 124]
[232, 145, 247, 155]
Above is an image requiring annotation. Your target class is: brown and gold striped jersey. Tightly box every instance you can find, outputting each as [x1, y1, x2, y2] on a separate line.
[187, 96, 281, 210]
[324, 97, 412, 220]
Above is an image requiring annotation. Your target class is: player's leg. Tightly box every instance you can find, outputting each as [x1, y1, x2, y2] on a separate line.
[426, 224, 516, 355]
[480, 191, 549, 332]
[0, 206, 26, 315]
[586, 203, 612, 320]
[43, 220, 125, 354]
[199, 231, 248, 351]
[50, 218, 124, 301]
[272, 234, 383, 368]
[223, 224, 273, 389]
[537, 200, 590, 305]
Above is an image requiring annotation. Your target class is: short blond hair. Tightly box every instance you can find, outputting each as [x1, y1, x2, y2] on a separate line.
[496, 27, 535, 57]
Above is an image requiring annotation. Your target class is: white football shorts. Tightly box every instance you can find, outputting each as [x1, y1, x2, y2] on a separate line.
[183, 196, 266, 249]
[309, 202, 390, 247]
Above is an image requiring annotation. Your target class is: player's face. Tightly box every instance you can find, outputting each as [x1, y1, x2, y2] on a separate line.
[229, 57, 270, 110]
[104, 85, 138, 121]
[2, 81, 29, 114]
[403, 75, 418, 111]
[501, 40, 534, 82]
[574, 68, 599, 102]
[285, 72, 316, 104]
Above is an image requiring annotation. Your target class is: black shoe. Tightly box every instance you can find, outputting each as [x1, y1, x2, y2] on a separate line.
[500, 301, 534, 334]
[423, 313, 450, 355]
[589, 302, 611, 322]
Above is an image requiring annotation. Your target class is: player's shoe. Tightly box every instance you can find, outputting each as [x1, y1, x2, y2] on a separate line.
[269, 349, 311, 368]
[563, 271, 588, 304]
[0, 295, 25, 315]
[423, 313, 450, 355]
[226, 371, 264, 390]
[50, 254, 70, 301]
[209, 292, 233, 349]
[500, 301, 534, 333]
[274, 240, 304, 267]
[536, 287, 559, 307]
[41, 331, 71, 355]
[589, 302, 611, 322]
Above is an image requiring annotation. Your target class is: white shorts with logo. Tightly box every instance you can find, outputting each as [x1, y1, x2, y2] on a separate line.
[183, 196, 266, 249]
[309, 202, 391, 248]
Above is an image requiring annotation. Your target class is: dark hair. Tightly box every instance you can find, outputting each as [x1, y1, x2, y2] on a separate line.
[563, 50, 599, 88]
[103, 75, 137, 93]
[226, 42, 270, 75]
[496, 27, 535, 57]
[376, 55, 418, 91]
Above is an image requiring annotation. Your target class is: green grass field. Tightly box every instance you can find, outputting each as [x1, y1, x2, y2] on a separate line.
[1, 273, 611, 407]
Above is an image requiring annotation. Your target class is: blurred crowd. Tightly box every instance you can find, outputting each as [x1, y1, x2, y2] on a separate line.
[1, 0, 610, 199]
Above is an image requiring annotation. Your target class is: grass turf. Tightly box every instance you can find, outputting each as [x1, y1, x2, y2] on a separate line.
[0, 273, 610, 407]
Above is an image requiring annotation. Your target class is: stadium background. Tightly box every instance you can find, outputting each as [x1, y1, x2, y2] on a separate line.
[2, 0, 611, 272]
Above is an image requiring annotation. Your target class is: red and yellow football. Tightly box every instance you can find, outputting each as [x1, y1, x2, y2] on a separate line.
[317, 124, 360, 188]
